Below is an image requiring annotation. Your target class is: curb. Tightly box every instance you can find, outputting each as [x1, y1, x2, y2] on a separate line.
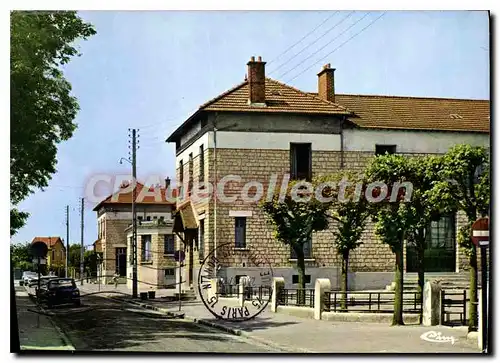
[26, 293, 75, 351]
[105, 295, 310, 353]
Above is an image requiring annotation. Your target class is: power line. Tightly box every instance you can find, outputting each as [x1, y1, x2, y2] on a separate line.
[267, 11, 339, 66]
[285, 12, 387, 84]
[268, 11, 353, 76]
[276, 12, 371, 80]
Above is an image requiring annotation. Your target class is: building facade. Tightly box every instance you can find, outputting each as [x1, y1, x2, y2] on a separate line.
[31, 236, 66, 275]
[166, 57, 490, 290]
[93, 181, 176, 288]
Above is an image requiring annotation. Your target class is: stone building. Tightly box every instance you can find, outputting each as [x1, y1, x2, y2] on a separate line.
[93, 180, 176, 288]
[165, 56, 490, 290]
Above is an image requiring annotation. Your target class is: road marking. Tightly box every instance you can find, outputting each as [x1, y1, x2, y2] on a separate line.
[420, 331, 457, 344]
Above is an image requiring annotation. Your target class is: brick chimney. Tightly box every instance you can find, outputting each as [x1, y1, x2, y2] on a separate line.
[317, 64, 336, 102]
[247, 56, 266, 105]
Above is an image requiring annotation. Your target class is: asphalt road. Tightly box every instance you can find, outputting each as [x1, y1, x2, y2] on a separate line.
[45, 292, 281, 352]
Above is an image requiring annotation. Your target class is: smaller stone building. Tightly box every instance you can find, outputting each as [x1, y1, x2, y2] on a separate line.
[125, 219, 177, 291]
[93, 180, 176, 286]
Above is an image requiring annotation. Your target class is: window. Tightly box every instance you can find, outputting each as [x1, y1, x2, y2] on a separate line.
[292, 275, 311, 284]
[426, 215, 455, 249]
[188, 153, 194, 192]
[235, 217, 246, 248]
[52, 250, 55, 261]
[290, 143, 312, 181]
[199, 144, 205, 183]
[290, 235, 312, 259]
[146, 216, 151, 221]
[164, 269, 175, 277]
[141, 235, 152, 262]
[179, 160, 184, 184]
[375, 144, 396, 156]
[164, 235, 175, 255]
[199, 219, 205, 260]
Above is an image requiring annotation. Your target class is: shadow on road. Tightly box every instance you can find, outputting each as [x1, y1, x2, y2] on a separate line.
[49, 295, 245, 350]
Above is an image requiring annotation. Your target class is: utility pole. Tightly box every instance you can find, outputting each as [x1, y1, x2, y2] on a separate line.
[65, 205, 70, 278]
[80, 197, 84, 286]
[130, 128, 138, 299]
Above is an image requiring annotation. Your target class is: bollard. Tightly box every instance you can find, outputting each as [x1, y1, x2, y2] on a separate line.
[271, 277, 285, 313]
[423, 281, 441, 326]
[238, 277, 249, 307]
[314, 278, 331, 320]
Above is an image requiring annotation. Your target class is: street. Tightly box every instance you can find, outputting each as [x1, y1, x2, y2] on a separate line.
[34, 289, 281, 352]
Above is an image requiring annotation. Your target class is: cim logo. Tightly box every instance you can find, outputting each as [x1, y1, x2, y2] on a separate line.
[420, 331, 457, 345]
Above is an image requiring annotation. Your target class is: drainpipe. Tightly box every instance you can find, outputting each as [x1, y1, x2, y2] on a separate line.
[213, 114, 218, 278]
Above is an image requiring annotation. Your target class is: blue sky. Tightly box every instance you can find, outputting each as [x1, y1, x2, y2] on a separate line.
[12, 10, 489, 245]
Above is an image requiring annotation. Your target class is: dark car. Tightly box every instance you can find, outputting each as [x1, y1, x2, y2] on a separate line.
[40, 278, 81, 308]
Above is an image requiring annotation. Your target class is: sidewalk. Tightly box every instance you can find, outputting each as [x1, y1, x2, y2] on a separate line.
[79, 285, 480, 353]
[15, 288, 74, 351]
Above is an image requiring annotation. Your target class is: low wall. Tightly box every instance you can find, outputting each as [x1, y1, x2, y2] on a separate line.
[322, 312, 420, 324]
[276, 305, 315, 319]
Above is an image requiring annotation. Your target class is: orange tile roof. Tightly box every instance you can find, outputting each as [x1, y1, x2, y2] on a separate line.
[93, 182, 177, 211]
[167, 77, 489, 142]
[330, 94, 490, 133]
[201, 78, 352, 115]
[31, 237, 64, 248]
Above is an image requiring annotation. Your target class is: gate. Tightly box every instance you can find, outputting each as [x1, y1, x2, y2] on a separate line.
[441, 289, 468, 326]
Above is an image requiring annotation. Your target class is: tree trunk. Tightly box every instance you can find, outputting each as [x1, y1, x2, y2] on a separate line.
[417, 232, 426, 325]
[296, 247, 306, 305]
[340, 251, 349, 311]
[392, 241, 405, 326]
[469, 247, 478, 331]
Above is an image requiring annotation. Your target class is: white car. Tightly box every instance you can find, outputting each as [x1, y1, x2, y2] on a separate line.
[21, 271, 37, 286]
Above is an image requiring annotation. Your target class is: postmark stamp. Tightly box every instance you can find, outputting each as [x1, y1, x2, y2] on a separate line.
[197, 243, 274, 321]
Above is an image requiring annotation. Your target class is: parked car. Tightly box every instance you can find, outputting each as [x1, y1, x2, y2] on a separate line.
[34, 276, 57, 296]
[39, 278, 81, 308]
[21, 272, 38, 286]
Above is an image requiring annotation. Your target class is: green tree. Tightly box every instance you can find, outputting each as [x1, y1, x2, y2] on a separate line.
[68, 244, 83, 268]
[10, 242, 33, 271]
[430, 144, 490, 331]
[315, 172, 370, 310]
[365, 154, 412, 325]
[261, 181, 330, 303]
[398, 155, 446, 324]
[10, 11, 96, 236]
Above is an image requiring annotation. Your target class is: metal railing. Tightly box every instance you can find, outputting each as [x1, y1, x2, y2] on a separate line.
[278, 288, 315, 308]
[323, 290, 421, 314]
[217, 285, 272, 300]
[244, 286, 272, 301]
[218, 284, 239, 297]
[441, 289, 469, 326]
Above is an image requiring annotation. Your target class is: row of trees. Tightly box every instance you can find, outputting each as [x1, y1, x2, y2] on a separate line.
[10, 242, 99, 277]
[261, 144, 489, 328]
